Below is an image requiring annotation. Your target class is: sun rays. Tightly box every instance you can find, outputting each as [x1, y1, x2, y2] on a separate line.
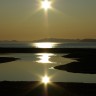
[42, 75, 50, 84]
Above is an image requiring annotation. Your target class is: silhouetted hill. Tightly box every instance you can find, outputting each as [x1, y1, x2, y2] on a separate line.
[0, 38, 96, 43]
[32, 38, 80, 42]
[81, 39, 96, 42]
[32, 38, 96, 42]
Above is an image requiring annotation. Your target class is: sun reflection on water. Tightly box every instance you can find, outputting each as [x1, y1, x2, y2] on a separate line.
[36, 53, 54, 63]
[42, 75, 50, 84]
[33, 42, 57, 48]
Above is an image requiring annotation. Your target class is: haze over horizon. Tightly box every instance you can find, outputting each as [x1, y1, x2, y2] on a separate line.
[0, 0, 96, 41]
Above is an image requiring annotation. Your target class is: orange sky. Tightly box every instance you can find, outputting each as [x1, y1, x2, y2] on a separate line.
[0, 0, 96, 41]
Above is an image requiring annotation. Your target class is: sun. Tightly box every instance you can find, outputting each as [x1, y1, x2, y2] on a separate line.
[42, 75, 50, 84]
[41, 0, 51, 11]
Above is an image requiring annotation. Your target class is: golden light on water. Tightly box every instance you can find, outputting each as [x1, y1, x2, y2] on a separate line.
[36, 53, 54, 63]
[40, 54, 49, 63]
[33, 42, 57, 48]
[36, 43, 52, 48]
[42, 75, 50, 84]
[41, 0, 52, 11]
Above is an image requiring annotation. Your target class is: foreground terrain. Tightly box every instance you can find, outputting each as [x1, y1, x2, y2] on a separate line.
[0, 81, 96, 96]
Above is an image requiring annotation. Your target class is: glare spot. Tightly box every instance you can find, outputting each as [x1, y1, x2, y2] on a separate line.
[42, 75, 50, 84]
[41, 0, 51, 11]
[36, 53, 54, 63]
[33, 42, 56, 48]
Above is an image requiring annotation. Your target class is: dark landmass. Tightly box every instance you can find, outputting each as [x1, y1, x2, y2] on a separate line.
[0, 48, 96, 53]
[81, 39, 96, 42]
[0, 81, 96, 96]
[0, 57, 19, 63]
[55, 49, 96, 74]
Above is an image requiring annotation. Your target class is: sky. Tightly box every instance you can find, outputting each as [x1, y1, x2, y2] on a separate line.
[0, 0, 96, 41]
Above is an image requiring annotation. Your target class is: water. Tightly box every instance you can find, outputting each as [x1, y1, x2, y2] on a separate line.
[0, 42, 96, 83]
[0, 41, 96, 48]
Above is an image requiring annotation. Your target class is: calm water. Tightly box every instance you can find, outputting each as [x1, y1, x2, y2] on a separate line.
[0, 41, 96, 48]
[0, 42, 96, 83]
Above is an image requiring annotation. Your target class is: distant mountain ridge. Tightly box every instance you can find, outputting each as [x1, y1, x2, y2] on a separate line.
[81, 39, 96, 42]
[0, 38, 96, 43]
[32, 38, 96, 42]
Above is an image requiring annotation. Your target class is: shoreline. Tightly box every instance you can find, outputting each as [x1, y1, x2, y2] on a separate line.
[55, 48, 96, 74]
[0, 48, 96, 53]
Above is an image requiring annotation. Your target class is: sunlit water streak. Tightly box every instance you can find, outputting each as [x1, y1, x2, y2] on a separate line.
[32, 42, 96, 48]
[36, 53, 54, 63]
[32, 42, 58, 48]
